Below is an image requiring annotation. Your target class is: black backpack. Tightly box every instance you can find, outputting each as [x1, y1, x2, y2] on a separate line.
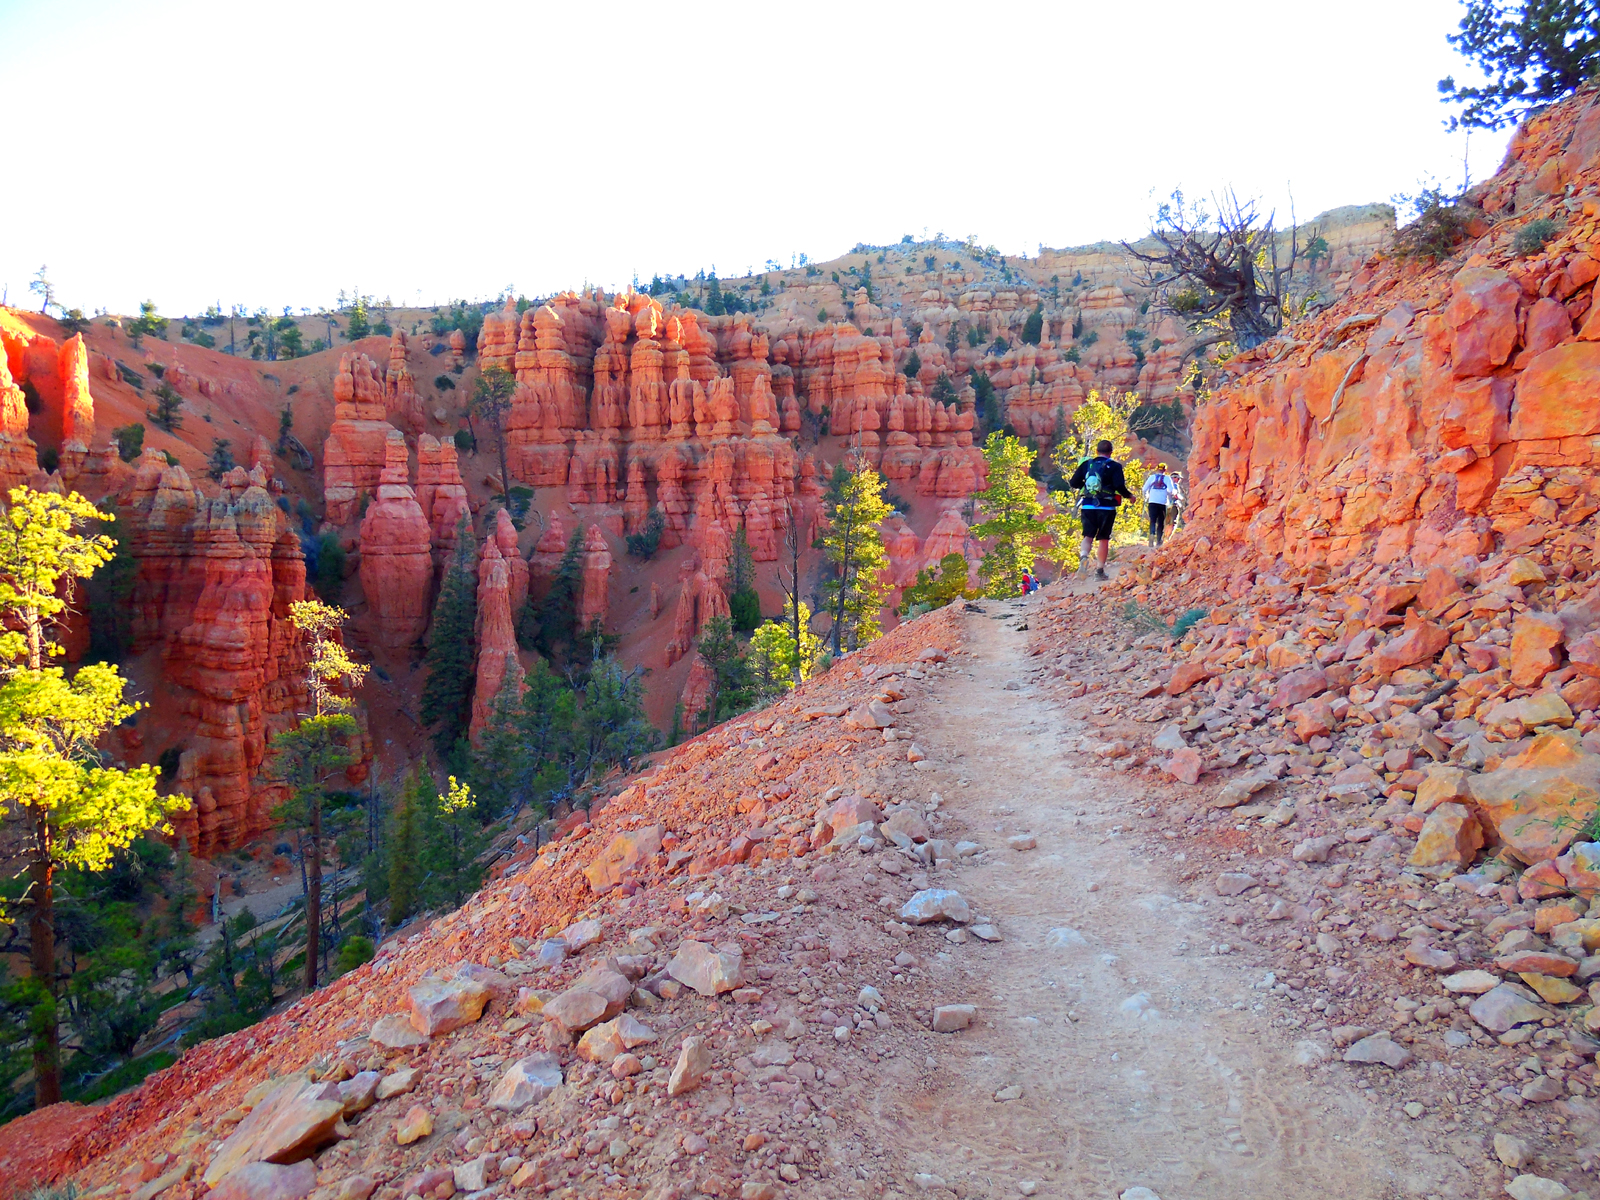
[1081, 458, 1111, 502]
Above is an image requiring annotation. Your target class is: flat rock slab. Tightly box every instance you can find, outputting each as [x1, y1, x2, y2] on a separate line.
[369, 1014, 428, 1050]
[407, 976, 490, 1037]
[932, 1004, 975, 1032]
[1469, 984, 1548, 1033]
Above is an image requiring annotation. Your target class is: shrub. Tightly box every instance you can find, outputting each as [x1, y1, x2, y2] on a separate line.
[1392, 185, 1478, 262]
[625, 507, 666, 560]
[148, 383, 183, 431]
[1513, 217, 1560, 256]
[435, 374, 456, 390]
[966, 328, 982, 348]
[113, 423, 144, 462]
[334, 935, 375, 976]
[116, 362, 145, 389]
[1172, 608, 1209, 639]
[454, 428, 475, 453]
[904, 350, 922, 380]
[207, 438, 235, 481]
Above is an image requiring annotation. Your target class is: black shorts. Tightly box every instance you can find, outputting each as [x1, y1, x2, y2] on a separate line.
[1082, 508, 1117, 541]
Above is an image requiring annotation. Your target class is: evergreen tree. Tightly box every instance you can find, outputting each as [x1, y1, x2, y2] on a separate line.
[971, 371, 1002, 434]
[207, 438, 235, 481]
[528, 528, 585, 660]
[694, 616, 753, 728]
[420, 517, 477, 757]
[471, 653, 576, 818]
[470, 366, 517, 502]
[147, 384, 183, 431]
[972, 432, 1043, 598]
[821, 465, 892, 656]
[727, 526, 761, 631]
[270, 601, 366, 992]
[386, 774, 422, 925]
[1021, 304, 1044, 345]
[571, 658, 657, 783]
[904, 350, 922, 381]
[419, 776, 484, 912]
[345, 296, 370, 341]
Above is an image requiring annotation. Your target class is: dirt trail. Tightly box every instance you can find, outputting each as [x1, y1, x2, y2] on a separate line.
[863, 595, 1460, 1200]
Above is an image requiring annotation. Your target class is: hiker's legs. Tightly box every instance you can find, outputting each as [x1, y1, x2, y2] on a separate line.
[1078, 536, 1092, 571]
[1149, 503, 1166, 547]
[1096, 538, 1110, 569]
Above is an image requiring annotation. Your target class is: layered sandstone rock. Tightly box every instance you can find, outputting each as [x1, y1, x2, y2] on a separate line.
[470, 539, 523, 742]
[578, 524, 612, 632]
[323, 353, 395, 525]
[384, 331, 424, 434]
[357, 431, 433, 648]
[119, 450, 366, 854]
[0, 351, 38, 491]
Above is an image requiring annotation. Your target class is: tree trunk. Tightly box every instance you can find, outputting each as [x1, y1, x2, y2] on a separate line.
[29, 815, 60, 1107]
[305, 799, 321, 991]
[831, 523, 853, 658]
[495, 423, 511, 504]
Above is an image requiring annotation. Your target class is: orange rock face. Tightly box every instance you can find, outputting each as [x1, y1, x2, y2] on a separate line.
[578, 524, 612, 632]
[119, 450, 352, 854]
[471, 539, 523, 742]
[323, 353, 397, 526]
[357, 431, 434, 648]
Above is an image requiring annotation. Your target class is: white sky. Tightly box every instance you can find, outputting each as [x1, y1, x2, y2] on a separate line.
[0, 0, 1511, 318]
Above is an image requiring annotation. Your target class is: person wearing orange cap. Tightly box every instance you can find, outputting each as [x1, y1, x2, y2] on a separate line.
[1142, 461, 1176, 549]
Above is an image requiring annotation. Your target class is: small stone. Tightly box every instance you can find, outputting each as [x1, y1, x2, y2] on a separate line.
[333, 1175, 376, 1200]
[611, 1053, 642, 1079]
[1215, 872, 1256, 896]
[969, 923, 1002, 942]
[1404, 940, 1458, 971]
[1440, 970, 1500, 994]
[487, 1054, 563, 1112]
[209, 1162, 317, 1200]
[741, 1184, 777, 1200]
[900, 888, 972, 925]
[994, 1084, 1023, 1101]
[1006, 835, 1037, 851]
[453, 1156, 492, 1193]
[1342, 1035, 1414, 1069]
[368, 1013, 428, 1050]
[1469, 985, 1548, 1033]
[667, 940, 747, 996]
[407, 976, 491, 1037]
[668, 1035, 713, 1096]
[1495, 1133, 1533, 1169]
[931, 1004, 975, 1032]
[395, 1105, 433, 1145]
[1403, 1101, 1424, 1119]
[1018, 1184, 1039, 1197]
[1120, 1190, 1163, 1200]
[1505, 1174, 1572, 1200]
[560, 918, 604, 951]
[1523, 1075, 1565, 1102]
[1520, 972, 1582, 1004]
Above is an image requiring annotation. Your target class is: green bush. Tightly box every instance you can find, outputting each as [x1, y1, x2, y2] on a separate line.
[625, 507, 665, 560]
[454, 428, 475, 453]
[334, 935, 375, 976]
[1513, 217, 1560, 256]
[434, 374, 456, 390]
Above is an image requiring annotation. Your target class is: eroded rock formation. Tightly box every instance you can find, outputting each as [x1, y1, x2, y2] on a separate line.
[358, 431, 433, 648]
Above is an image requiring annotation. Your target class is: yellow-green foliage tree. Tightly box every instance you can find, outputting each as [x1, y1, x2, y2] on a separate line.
[272, 600, 367, 991]
[971, 432, 1043, 598]
[822, 464, 892, 655]
[1046, 391, 1149, 570]
[0, 487, 174, 1107]
[748, 599, 824, 696]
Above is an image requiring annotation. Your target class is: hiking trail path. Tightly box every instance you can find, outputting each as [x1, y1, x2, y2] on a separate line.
[850, 588, 1470, 1200]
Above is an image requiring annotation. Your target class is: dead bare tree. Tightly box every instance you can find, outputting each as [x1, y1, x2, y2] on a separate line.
[1123, 188, 1300, 353]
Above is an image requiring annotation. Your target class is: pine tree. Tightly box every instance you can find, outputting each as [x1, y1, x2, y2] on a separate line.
[821, 465, 892, 656]
[470, 366, 517, 500]
[419, 776, 484, 912]
[747, 599, 822, 697]
[271, 601, 366, 992]
[420, 517, 477, 757]
[972, 432, 1043, 598]
[695, 616, 753, 728]
[469, 659, 529, 819]
[386, 773, 422, 925]
[571, 659, 657, 784]
[727, 526, 760, 631]
[531, 528, 585, 661]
